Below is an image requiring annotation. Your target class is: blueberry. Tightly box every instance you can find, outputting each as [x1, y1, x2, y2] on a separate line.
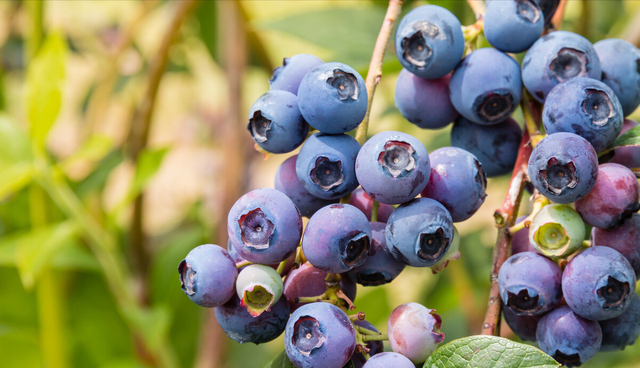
[302, 204, 372, 273]
[451, 116, 522, 177]
[536, 305, 602, 367]
[247, 90, 309, 154]
[498, 252, 562, 315]
[346, 222, 406, 286]
[235, 264, 284, 317]
[484, 0, 544, 53]
[394, 69, 459, 129]
[296, 133, 361, 200]
[284, 302, 356, 368]
[348, 188, 394, 223]
[227, 188, 303, 264]
[594, 39, 640, 116]
[361, 352, 415, 368]
[511, 216, 536, 254]
[599, 293, 640, 351]
[502, 307, 541, 342]
[351, 320, 384, 368]
[178, 244, 238, 307]
[610, 119, 640, 169]
[528, 204, 585, 258]
[394, 5, 464, 79]
[215, 294, 290, 344]
[388, 303, 444, 363]
[269, 54, 324, 95]
[283, 262, 357, 312]
[522, 31, 601, 103]
[592, 213, 640, 277]
[528, 132, 598, 204]
[297, 62, 367, 134]
[486, 0, 560, 26]
[385, 198, 454, 267]
[355, 131, 430, 205]
[575, 163, 640, 229]
[430, 225, 461, 274]
[420, 147, 487, 222]
[275, 155, 338, 218]
[543, 77, 623, 152]
[563, 246, 637, 321]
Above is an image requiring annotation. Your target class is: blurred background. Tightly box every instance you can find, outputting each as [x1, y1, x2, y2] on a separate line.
[0, 1, 639, 367]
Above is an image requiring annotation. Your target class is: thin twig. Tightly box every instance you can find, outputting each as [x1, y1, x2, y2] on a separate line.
[550, 0, 568, 31]
[466, 0, 486, 21]
[354, 0, 404, 145]
[520, 91, 544, 147]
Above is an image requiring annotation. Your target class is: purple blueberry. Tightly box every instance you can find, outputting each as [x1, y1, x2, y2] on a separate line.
[351, 320, 384, 368]
[235, 264, 283, 317]
[563, 246, 637, 321]
[484, 0, 544, 53]
[502, 307, 541, 342]
[528, 132, 599, 204]
[394, 69, 459, 129]
[451, 116, 523, 177]
[227, 239, 296, 274]
[599, 293, 640, 352]
[522, 31, 601, 103]
[284, 302, 356, 368]
[610, 119, 640, 169]
[269, 54, 324, 95]
[178, 244, 238, 307]
[297, 62, 367, 134]
[385, 198, 454, 267]
[394, 5, 464, 79]
[348, 188, 394, 223]
[275, 155, 338, 218]
[362, 352, 415, 368]
[594, 39, 640, 116]
[575, 163, 640, 229]
[302, 204, 372, 273]
[498, 252, 562, 315]
[511, 216, 536, 255]
[346, 222, 406, 286]
[421, 147, 487, 222]
[355, 131, 430, 204]
[215, 294, 290, 344]
[449, 48, 522, 125]
[296, 133, 361, 200]
[592, 213, 640, 277]
[283, 262, 356, 312]
[247, 90, 309, 154]
[388, 303, 444, 363]
[543, 77, 623, 152]
[227, 188, 302, 264]
[536, 305, 602, 367]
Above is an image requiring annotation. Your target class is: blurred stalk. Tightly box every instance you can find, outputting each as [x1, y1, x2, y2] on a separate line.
[25, 0, 43, 61]
[577, 0, 591, 41]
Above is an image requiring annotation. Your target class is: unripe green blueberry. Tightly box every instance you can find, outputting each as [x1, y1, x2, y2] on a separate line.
[529, 204, 585, 258]
[236, 264, 283, 317]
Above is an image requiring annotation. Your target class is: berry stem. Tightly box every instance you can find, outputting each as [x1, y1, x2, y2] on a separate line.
[550, 0, 568, 32]
[362, 333, 389, 342]
[520, 90, 545, 148]
[371, 200, 380, 222]
[354, 325, 381, 336]
[507, 194, 549, 234]
[354, 0, 405, 145]
[236, 260, 253, 269]
[466, 0, 486, 21]
[276, 259, 288, 275]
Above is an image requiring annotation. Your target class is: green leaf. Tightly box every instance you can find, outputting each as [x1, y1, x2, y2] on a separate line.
[0, 115, 31, 165]
[0, 162, 34, 201]
[601, 125, 640, 155]
[195, 1, 218, 63]
[121, 305, 171, 353]
[423, 335, 560, 368]
[59, 135, 114, 171]
[26, 32, 68, 150]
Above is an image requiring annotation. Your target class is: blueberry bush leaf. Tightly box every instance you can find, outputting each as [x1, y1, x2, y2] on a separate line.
[601, 125, 640, 154]
[423, 335, 560, 368]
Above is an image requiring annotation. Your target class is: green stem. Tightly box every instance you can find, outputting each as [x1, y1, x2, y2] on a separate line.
[37, 271, 68, 368]
[371, 200, 380, 223]
[520, 91, 545, 147]
[276, 259, 288, 275]
[25, 0, 44, 62]
[236, 260, 253, 269]
[354, 325, 380, 336]
[362, 333, 388, 342]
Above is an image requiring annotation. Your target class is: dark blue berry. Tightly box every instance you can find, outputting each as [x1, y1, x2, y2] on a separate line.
[178, 244, 237, 307]
[502, 307, 540, 342]
[594, 39, 640, 116]
[484, 0, 544, 53]
[599, 293, 640, 352]
[215, 294, 290, 344]
[269, 54, 324, 95]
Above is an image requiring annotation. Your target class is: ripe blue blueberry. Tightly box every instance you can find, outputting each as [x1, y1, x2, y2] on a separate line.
[543, 77, 623, 152]
[215, 294, 290, 344]
[348, 188, 394, 223]
[247, 90, 309, 154]
[528, 132, 598, 204]
[451, 116, 522, 177]
[484, 0, 544, 53]
[563, 246, 637, 321]
[355, 131, 430, 205]
[388, 303, 444, 363]
[235, 264, 283, 317]
[592, 213, 640, 277]
[284, 302, 356, 368]
[283, 262, 357, 312]
[430, 225, 461, 274]
[528, 204, 585, 259]
[394, 69, 459, 129]
[227, 188, 302, 264]
[421, 147, 487, 222]
[178, 244, 238, 307]
[362, 352, 415, 368]
[502, 307, 541, 342]
[346, 222, 406, 286]
[385, 198, 454, 267]
[302, 204, 372, 273]
[487, 0, 560, 25]
[274, 155, 338, 218]
[536, 306, 602, 367]
[449, 48, 522, 125]
[394, 5, 464, 79]
[351, 320, 384, 368]
[522, 31, 601, 103]
[599, 293, 640, 352]
[296, 133, 361, 200]
[498, 252, 562, 316]
[297, 62, 367, 134]
[269, 54, 324, 95]
[575, 163, 640, 229]
[594, 39, 640, 116]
